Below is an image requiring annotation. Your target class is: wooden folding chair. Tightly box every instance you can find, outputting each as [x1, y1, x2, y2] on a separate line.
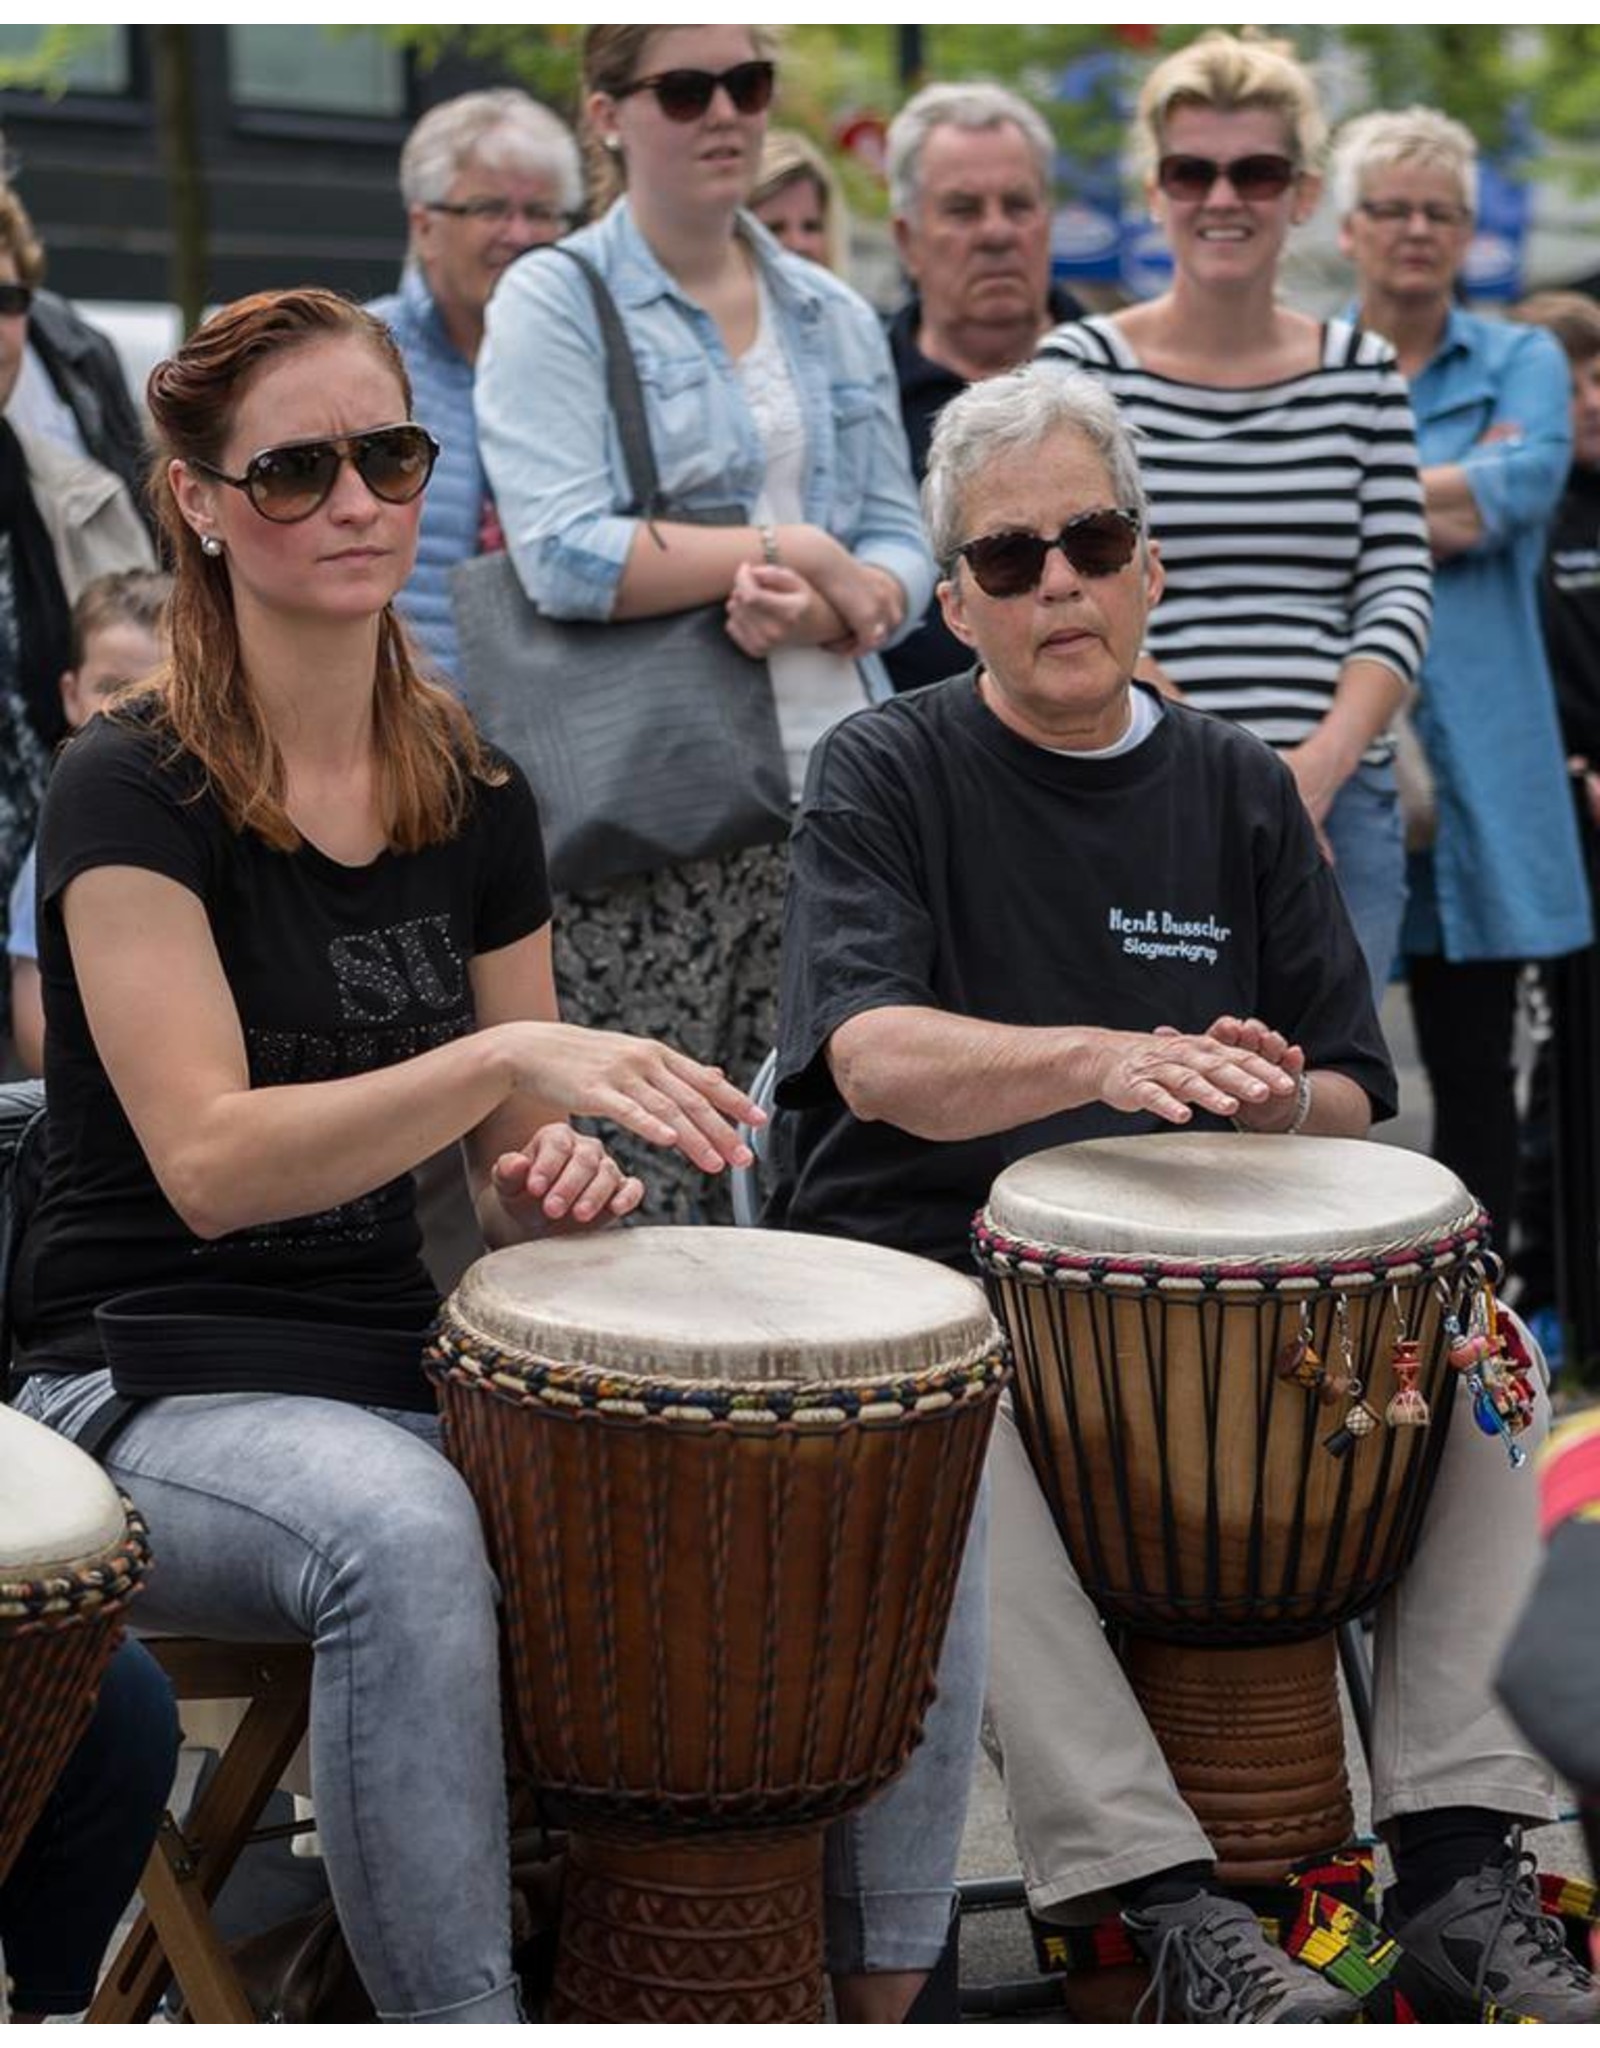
[87, 1638, 312, 2025]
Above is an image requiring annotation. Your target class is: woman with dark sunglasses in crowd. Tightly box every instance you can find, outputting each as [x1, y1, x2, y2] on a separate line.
[1039, 30, 1433, 1000]
[9, 286, 762, 2023]
[475, 24, 932, 1227]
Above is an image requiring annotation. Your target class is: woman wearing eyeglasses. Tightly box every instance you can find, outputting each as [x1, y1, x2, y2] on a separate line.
[0, 185, 153, 1050]
[475, 23, 933, 1226]
[1334, 108, 1590, 1252]
[1039, 31, 1433, 1000]
[9, 287, 763, 2023]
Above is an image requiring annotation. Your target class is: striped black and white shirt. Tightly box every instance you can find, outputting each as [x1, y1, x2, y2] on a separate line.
[1037, 315, 1432, 757]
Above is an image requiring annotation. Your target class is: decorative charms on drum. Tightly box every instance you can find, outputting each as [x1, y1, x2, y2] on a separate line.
[1322, 1295, 1383, 1460]
[1438, 1270, 1535, 1470]
[1276, 1302, 1325, 1394]
[1384, 1290, 1430, 1429]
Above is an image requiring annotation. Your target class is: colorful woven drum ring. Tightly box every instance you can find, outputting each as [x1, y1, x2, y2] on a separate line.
[429, 1226, 1006, 2023]
[0, 1404, 152, 1883]
[975, 1132, 1486, 1883]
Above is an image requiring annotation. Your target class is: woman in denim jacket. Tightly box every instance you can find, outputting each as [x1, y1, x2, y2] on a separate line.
[475, 24, 934, 1226]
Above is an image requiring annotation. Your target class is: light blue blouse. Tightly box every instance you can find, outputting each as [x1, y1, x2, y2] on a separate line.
[474, 200, 934, 700]
[1401, 307, 1592, 961]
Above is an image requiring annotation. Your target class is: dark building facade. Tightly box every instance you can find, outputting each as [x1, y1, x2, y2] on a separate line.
[0, 26, 508, 310]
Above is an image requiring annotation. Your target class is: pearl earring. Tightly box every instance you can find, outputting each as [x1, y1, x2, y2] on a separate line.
[200, 535, 223, 558]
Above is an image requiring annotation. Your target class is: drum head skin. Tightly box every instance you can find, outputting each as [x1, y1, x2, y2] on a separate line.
[448, 1227, 998, 1386]
[983, 1133, 1476, 1263]
[0, 1404, 126, 1577]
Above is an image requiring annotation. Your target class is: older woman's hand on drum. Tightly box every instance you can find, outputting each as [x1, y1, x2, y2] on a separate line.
[490, 1123, 645, 1232]
[1097, 1024, 1299, 1125]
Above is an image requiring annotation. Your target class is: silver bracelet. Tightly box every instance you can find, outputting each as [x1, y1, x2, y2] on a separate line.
[756, 522, 780, 566]
[1235, 1070, 1313, 1135]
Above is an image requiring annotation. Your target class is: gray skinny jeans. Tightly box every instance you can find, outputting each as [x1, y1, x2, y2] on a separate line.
[16, 1371, 520, 2024]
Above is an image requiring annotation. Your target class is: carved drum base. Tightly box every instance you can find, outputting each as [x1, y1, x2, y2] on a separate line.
[1124, 1636, 1353, 1887]
[548, 1828, 825, 2025]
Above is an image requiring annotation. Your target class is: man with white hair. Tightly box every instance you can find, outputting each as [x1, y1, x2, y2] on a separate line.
[369, 89, 581, 681]
[882, 82, 1083, 692]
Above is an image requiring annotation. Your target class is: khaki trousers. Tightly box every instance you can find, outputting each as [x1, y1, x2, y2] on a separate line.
[987, 1371, 1558, 1923]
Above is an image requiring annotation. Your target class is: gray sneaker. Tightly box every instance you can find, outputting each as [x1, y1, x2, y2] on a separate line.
[1389, 1838, 1599, 2022]
[1123, 1893, 1361, 2023]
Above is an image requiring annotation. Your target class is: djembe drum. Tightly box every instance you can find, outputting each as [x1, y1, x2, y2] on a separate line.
[0, 1404, 151, 1885]
[975, 1132, 1490, 1885]
[428, 1228, 1006, 2025]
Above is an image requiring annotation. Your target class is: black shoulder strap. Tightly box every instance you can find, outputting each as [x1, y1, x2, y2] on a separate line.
[543, 244, 663, 521]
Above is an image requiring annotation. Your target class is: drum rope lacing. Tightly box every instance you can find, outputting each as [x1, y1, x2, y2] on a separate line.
[0, 1499, 151, 1628]
[427, 1324, 1011, 1427]
[971, 1211, 1488, 1296]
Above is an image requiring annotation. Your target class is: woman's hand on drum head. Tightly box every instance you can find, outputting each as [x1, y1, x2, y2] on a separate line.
[492, 1124, 645, 1230]
[1094, 1025, 1298, 1124]
[496, 1022, 763, 1174]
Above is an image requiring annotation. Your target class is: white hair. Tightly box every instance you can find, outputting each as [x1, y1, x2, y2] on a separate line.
[923, 365, 1148, 570]
[1329, 105, 1478, 221]
[886, 81, 1054, 220]
[400, 88, 582, 215]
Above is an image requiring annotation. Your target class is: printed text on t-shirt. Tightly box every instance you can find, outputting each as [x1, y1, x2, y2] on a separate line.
[1108, 905, 1233, 968]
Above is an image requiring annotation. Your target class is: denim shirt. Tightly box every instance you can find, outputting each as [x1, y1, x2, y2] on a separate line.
[1397, 307, 1591, 961]
[367, 266, 483, 683]
[475, 200, 934, 699]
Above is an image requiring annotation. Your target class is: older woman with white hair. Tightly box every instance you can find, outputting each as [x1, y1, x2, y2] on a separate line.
[1335, 106, 1591, 1252]
[368, 89, 582, 681]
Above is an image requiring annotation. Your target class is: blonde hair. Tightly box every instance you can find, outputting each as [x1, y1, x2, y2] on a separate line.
[1135, 30, 1326, 182]
[0, 182, 45, 288]
[581, 25, 780, 217]
[749, 128, 848, 272]
[1329, 106, 1477, 222]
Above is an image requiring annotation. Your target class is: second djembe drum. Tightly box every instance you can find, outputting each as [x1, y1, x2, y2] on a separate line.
[975, 1132, 1489, 1885]
[0, 1403, 151, 1887]
[428, 1227, 1006, 2024]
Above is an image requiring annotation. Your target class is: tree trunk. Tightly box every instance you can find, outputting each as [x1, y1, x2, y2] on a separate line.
[150, 25, 207, 336]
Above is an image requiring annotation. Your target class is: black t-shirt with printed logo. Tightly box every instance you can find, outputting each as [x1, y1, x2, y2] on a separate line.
[768, 674, 1396, 1270]
[13, 709, 551, 1367]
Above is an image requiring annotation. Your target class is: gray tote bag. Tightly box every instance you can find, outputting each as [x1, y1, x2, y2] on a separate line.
[451, 247, 788, 896]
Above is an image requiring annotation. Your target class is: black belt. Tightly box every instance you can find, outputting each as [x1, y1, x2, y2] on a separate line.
[75, 1284, 436, 1462]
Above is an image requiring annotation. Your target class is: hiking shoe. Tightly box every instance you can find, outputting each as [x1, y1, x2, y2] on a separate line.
[1123, 1893, 1360, 2023]
[1389, 1836, 1599, 2021]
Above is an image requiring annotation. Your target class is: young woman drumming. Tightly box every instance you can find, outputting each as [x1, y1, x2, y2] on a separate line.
[10, 287, 761, 2024]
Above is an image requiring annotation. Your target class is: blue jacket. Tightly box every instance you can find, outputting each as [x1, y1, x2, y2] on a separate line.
[1402, 308, 1592, 961]
[367, 266, 483, 682]
[474, 200, 934, 698]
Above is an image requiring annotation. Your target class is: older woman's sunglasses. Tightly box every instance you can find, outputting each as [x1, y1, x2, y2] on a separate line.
[612, 60, 776, 123]
[0, 283, 34, 317]
[956, 508, 1142, 598]
[191, 423, 439, 524]
[1156, 153, 1297, 202]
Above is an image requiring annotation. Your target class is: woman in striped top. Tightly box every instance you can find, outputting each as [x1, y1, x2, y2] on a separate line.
[1039, 32, 1432, 997]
